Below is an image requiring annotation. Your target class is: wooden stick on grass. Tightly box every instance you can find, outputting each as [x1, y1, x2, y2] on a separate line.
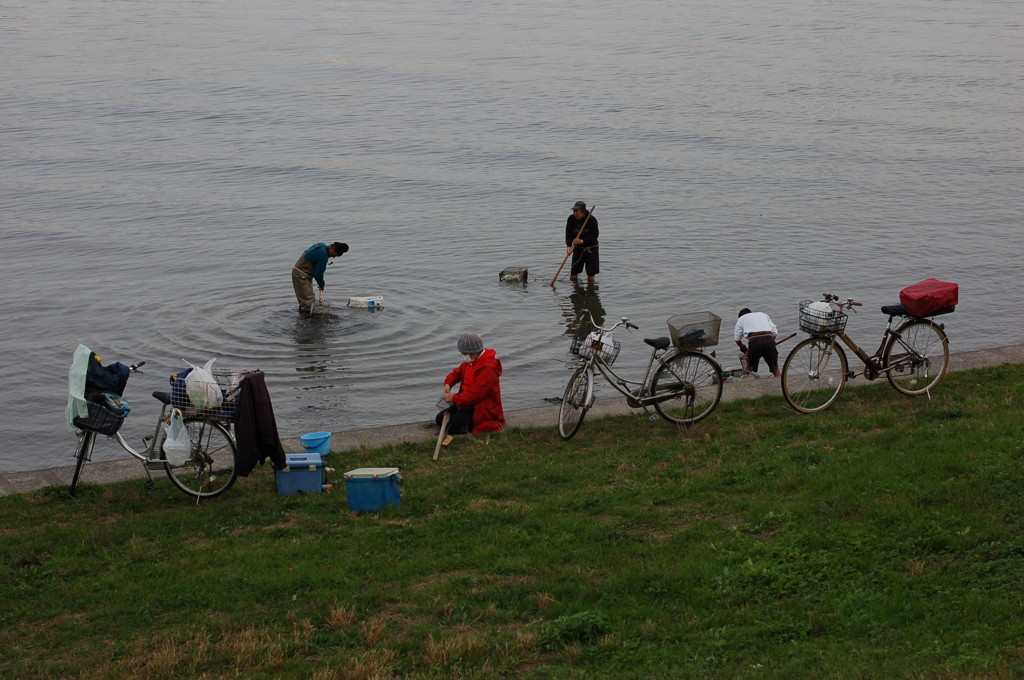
[433, 411, 450, 461]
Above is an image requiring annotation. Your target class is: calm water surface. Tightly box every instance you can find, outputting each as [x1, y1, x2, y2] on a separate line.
[1, 0, 1021, 473]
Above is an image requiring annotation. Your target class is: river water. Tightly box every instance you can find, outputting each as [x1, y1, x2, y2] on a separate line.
[1, 0, 1021, 473]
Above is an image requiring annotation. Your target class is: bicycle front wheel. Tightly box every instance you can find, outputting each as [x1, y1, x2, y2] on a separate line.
[782, 338, 848, 413]
[558, 367, 592, 441]
[651, 351, 723, 425]
[163, 419, 238, 499]
[884, 320, 949, 396]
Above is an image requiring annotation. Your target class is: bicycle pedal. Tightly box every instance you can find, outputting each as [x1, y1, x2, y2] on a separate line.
[649, 414, 659, 422]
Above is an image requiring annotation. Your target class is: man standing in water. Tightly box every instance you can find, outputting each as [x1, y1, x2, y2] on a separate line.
[292, 241, 348, 315]
[565, 200, 599, 282]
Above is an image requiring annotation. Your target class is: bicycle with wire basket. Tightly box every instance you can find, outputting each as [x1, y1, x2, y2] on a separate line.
[70, 363, 256, 500]
[558, 311, 724, 440]
[780, 294, 952, 413]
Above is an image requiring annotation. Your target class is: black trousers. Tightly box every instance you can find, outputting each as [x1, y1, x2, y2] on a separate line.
[570, 247, 600, 276]
[747, 335, 779, 373]
[436, 406, 475, 435]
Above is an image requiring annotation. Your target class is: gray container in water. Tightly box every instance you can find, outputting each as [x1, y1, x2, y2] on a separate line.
[499, 267, 529, 282]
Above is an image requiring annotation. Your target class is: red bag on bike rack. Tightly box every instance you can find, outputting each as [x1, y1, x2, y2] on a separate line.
[899, 279, 958, 317]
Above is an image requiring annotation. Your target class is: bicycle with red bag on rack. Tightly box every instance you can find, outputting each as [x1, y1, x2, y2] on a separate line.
[780, 280, 957, 414]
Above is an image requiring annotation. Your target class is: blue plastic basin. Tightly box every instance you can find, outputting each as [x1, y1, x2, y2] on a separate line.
[300, 431, 331, 455]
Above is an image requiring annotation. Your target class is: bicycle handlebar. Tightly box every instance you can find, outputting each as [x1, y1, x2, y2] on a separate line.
[579, 311, 638, 334]
[822, 294, 862, 310]
[129, 361, 145, 374]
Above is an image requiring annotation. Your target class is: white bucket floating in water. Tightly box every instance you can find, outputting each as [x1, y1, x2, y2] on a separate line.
[348, 295, 384, 309]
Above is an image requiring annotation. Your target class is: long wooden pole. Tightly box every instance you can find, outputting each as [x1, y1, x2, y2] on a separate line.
[549, 206, 596, 286]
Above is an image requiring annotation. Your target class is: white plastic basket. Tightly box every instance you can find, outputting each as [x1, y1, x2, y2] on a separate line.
[348, 296, 384, 309]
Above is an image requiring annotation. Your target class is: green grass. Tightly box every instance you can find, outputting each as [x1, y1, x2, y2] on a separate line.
[2, 364, 1023, 679]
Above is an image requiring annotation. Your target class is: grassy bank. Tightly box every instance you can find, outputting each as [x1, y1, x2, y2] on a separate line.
[2, 364, 1022, 679]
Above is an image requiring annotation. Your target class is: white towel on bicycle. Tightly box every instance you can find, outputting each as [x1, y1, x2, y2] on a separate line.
[65, 344, 92, 431]
[184, 358, 223, 410]
[163, 409, 191, 466]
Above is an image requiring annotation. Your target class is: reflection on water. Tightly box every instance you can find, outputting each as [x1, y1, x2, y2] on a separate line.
[291, 313, 339, 373]
[560, 281, 607, 336]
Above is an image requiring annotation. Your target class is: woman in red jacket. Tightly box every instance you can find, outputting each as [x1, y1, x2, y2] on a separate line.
[436, 334, 505, 435]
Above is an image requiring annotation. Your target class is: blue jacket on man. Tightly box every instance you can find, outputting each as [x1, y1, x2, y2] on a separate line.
[303, 243, 331, 289]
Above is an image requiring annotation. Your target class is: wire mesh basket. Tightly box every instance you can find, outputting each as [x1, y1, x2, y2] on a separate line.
[667, 312, 721, 349]
[169, 368, 258, 421]
[436, 395, 452, 412]
[569, 326, 621, 366]
[798, 300, 848, 337]
[73, 400, 126, 436]
[499, 267, 529, 282]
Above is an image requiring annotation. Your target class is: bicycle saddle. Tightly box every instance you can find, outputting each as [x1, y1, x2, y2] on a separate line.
[644, 337, 671, 350]
[880, 304, 907, 317]
[152, 391, 171, 405]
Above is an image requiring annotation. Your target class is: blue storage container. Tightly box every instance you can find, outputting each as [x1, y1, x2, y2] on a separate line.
[276, 453, 324, 495]
[300, 431, 331, 455]
[344, 467, 402, 511]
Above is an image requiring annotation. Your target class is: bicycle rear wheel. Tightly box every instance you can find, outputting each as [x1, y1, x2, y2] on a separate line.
[558, 367, 592, 441]
[69, 430, 95, 496]
[162, 419, 238, 499]
[884, 320, 949, 396]
[651, 351, 723, 425]
[782, 338, 848, 413]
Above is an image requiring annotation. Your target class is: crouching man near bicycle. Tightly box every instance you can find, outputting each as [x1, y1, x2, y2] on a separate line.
[436, 334, 505, 435]
[734, 308, 782, 377]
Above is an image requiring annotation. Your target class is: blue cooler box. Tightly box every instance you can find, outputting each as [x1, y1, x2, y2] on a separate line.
[276, 453, 324, 495]
[344, 467, 402, 511]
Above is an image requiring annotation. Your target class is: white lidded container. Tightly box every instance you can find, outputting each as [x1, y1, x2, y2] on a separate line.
[347, 296, 384, 309]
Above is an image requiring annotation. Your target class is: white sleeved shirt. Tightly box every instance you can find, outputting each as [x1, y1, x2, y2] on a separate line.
[734, 312, 778, 341]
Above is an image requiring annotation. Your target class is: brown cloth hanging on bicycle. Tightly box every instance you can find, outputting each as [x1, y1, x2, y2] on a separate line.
[232, 372, 287, 476]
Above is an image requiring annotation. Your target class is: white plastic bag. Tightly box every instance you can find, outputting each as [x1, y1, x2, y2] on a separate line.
[580, 331, 612, 358]
[163, 409, 192, 467]
[806, 301, 837, 332]
[184, 358, 222, 410]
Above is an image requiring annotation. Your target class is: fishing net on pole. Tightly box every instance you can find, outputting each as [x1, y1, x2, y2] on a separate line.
[311, 290, 333, 315]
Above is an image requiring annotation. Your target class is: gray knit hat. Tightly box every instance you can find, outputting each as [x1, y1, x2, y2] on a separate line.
[457, 333, 484, 354]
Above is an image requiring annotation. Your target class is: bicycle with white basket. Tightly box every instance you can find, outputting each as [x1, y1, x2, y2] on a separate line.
[69, 361, 252, 500]
[558, 311, 724, 440]
[780, 293, 952, 413]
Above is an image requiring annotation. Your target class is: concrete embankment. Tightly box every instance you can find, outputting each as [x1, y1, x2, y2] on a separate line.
[2, 343, 1021, 497]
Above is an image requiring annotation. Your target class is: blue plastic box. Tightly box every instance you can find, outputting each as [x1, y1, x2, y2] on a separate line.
[344, 467, 402, 511]
[276, 453, 324, 495]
